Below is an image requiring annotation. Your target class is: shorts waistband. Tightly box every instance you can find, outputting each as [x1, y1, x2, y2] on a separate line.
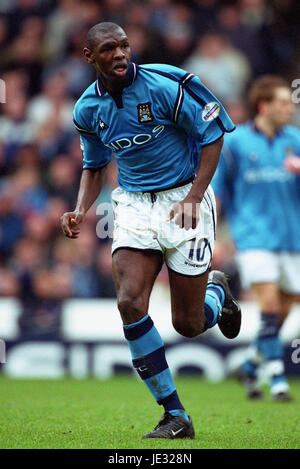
[142, 176, 194, 195]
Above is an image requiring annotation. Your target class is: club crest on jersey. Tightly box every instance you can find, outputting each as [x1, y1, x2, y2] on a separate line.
[99, 118, 108, 131]
[202, 101, 220, 122]
[137, 102, 154, 123]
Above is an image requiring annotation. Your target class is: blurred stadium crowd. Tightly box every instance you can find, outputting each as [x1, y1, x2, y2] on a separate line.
[0, 0, 300, 335]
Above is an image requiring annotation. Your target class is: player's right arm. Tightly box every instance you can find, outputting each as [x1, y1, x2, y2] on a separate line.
[61, 100, 112, 239]
[61, 167, 107, 239]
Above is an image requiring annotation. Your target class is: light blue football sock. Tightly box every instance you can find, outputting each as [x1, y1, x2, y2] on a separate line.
[242, 359, 258, 379]
[123, 314, 189, 421]
[254, 312, 288, 392]
[204, 284, 225, 329]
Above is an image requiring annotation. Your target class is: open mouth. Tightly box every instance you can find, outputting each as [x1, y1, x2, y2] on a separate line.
[113, 63, 128, 77]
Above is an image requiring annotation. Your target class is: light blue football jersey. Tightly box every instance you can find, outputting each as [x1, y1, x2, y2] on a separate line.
[211, 121, 300, 252]
[73, 62, 235, 192]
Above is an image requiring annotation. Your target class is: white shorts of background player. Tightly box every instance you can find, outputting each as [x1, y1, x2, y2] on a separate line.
[236, 250, 300, 294]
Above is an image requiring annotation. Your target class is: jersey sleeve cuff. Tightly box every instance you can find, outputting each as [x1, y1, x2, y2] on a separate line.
[73, 118, 96, 135]
[201, 125, 236, 147]
[82, 162, 109, 170]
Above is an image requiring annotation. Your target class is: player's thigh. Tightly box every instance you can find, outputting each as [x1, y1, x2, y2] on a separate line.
[168, 267, 209, 337]
[164, 216, 213, 336]
[112, 248, 163, 324]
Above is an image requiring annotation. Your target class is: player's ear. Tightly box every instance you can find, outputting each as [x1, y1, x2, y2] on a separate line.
[83, 47, 95, 64]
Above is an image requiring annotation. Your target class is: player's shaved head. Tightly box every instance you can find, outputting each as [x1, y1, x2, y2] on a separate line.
[86, 22, 125, 50]
[84, 22, 131, 92]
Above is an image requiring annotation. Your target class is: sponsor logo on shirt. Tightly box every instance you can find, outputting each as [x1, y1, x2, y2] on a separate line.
[106, 125, 165, 151]
[202, 101, 220, 122]
[244, 167, 293, 183]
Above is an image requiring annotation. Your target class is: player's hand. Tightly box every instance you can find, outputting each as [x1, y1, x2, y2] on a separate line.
[166, 196, 201, 230]
[284, 155, 300, 174]
[61, 211, 85, 239]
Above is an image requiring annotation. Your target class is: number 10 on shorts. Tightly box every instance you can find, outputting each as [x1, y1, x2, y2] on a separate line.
[188, 237, 210, 262]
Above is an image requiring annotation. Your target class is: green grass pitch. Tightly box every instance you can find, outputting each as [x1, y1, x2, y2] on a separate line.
[0, 376, 299, 449]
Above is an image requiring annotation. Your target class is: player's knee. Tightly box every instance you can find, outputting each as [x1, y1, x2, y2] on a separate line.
[117, 291, 146, 318]
[172, 315, 206, 338]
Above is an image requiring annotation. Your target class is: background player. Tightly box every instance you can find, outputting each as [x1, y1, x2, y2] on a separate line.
[61, 22, 241, 439]
[212, 75, 300, 401]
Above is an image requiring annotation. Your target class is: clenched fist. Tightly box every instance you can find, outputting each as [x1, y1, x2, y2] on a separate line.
[61, 211, 85, 239]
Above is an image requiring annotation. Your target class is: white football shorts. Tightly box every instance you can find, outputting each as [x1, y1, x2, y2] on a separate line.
[111, 182, 216, 276]
[235, 250, 300, 294]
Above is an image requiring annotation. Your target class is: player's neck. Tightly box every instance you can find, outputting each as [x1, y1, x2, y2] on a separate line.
[254, 115, 281, 138]
[97, 71, 124, 96]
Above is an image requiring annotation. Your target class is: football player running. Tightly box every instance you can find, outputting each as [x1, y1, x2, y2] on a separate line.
[61, 22, 241, 439]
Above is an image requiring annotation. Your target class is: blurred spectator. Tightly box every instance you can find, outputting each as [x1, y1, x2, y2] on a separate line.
[102, 0, 127, 24]
[95, 243, 117, 298]
[27, 71, 75, 160]
[183, 32, 251, 103]
[71, 225, 100, 297]
[18, 267, 64, 337]
[52, 28, 96, 98]
[0, 16, 9, 48]
[225, 99, 249, 126]
[48, 154, 79, 207]
[147, 0, 172, 35]
[0, 91, 35, 164]
[46, 196, 69, 235]
[162, 3, 194, 66]
[2, 17, 44, 95]
[11, 165, 48, 214]
[0, 185, 24, 258]
[42, 0, 82, 62]
[13, 237, 46, 273]
[28, 71, 74, 133]
[0, 268, 19, 296]
[126, 25, 149, 64]
[193, 0, 219, 33]
[0, 69, 29, 98]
